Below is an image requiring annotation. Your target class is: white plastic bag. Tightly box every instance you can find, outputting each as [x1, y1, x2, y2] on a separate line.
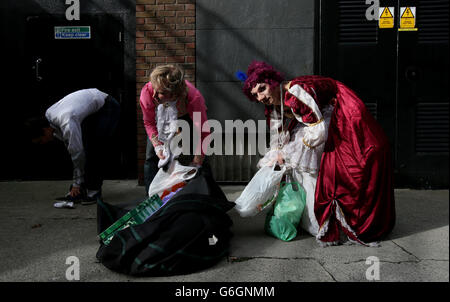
[148, 160, 198, 197]
[155, 101, 179, 168]
[234, 164, 286, 217]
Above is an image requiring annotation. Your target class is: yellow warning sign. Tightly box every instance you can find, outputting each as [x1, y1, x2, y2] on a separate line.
[402, 7, 414, 18]
[400, 7, 417, 31]
[379, 7, 394, 28]
[381, 7, 393, 18]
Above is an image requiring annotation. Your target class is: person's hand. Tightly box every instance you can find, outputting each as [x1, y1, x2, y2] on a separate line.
[69, 185, 81, 197]
[277, 153, 285, 165]
[190, 155, 203, 168]
[156, 149, 166, 160]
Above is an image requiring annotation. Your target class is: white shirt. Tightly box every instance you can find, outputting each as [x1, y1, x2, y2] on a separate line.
[155, 100, 179, 168]
[45, 88, 108, 185]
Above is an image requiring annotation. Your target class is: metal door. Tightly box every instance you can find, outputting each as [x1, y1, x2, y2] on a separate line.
[319, 0, 449, 188]
[17, 14, 126, 181]
[396, 0, 449, 188]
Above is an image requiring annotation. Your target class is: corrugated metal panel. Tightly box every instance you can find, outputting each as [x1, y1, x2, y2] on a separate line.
[415, 103, 449, 153]
[338, 0, 378, 45]
[417, 0, 449, 44]
[365, 102, 378, 120]
[208, 133, 262, 183]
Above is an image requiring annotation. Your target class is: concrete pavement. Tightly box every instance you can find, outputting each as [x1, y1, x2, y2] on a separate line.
[0, 180, 448, 282]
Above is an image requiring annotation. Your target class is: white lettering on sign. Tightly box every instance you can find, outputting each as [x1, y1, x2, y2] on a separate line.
[54, 26, 91, 39]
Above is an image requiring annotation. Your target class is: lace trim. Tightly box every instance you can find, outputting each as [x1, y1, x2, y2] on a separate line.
[316, 199, 381, 248]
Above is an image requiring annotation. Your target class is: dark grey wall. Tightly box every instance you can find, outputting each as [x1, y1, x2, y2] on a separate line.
[196, 0, 316, 124]
[196, 0, 316, 182]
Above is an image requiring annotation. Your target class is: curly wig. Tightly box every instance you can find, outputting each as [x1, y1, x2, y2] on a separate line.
[242, 61, 285, 102]
[150, 64, 187, 98]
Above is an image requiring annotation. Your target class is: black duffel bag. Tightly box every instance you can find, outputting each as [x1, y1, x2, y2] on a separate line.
[96, 167, 235, 276]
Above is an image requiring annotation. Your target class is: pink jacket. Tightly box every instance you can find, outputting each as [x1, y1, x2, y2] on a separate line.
[139, 80, 210, 156]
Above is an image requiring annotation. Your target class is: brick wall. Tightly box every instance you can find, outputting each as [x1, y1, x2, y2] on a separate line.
[136, 0, 196, 184]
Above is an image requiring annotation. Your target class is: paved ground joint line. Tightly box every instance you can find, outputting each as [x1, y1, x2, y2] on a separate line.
[227, 256, 338, 281]
[313, 259, 337, 282]
[228, 256, 320, 262]
[391, 240, 421, 261]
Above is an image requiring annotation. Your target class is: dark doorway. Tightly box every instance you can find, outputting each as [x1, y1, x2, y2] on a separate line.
[4, 13, 128, 181]
[319, 0, 449, 188]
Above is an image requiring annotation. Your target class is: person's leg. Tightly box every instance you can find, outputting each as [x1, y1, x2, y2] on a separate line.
[144, 137, 160, 195]
[84, 96, 121, 197]
[83, 135, 103, 194]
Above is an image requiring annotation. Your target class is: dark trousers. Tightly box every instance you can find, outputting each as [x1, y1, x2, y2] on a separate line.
[144, 137, 160, 194]
[82, 96, 121, 191]
[143, 113, 212, 194]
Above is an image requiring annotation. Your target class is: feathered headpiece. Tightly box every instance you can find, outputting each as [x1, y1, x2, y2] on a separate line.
[235, 70, 248, 82]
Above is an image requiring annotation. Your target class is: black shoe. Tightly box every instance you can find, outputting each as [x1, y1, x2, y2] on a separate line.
[65, 191, 87, 204]
[81, 191, 102, 205]
[62, 184, 87, 204]
[66, 194, 86, 204]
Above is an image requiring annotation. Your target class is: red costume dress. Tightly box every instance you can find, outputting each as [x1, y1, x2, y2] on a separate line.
[284, 76, 396, 246]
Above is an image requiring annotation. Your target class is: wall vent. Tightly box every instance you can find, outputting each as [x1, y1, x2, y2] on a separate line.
[415, 103, 449, 153]
[365, 102, 378, 120]
[417, 0, 449, 44]
[338, 0, 378, 45]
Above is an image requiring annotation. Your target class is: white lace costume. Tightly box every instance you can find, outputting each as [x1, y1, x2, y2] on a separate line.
[257, 84, 334, 236]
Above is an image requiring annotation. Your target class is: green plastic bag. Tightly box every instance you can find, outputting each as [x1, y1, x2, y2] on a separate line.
[264, 181, 306, 241]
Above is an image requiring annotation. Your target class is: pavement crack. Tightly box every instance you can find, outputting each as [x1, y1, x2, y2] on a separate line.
[343, 259, 427, 265]
[228, 256, 317, 263]
[228, 256, 253, 263]
[391, 240, 421, 261]
[314, 259, 338, 282]
[228, 256, 338, 281]
[376, 260, 419, 264]
[49, 216, 96, 220]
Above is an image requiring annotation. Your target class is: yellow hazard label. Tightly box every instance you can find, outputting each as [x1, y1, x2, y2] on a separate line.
[400, 7, 416, 29]
[381, 7, 393, 18]
[379, 7, 394, 28]
[401, 7, 414, 18]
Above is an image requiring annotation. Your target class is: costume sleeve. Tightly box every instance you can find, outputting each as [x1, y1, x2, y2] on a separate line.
[286, 83, 327, 148]
[285, 86, 319, 124]
[308, 76, 338, 106]
[186, 86, 210, 157]
[139, 84, 162, 147]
